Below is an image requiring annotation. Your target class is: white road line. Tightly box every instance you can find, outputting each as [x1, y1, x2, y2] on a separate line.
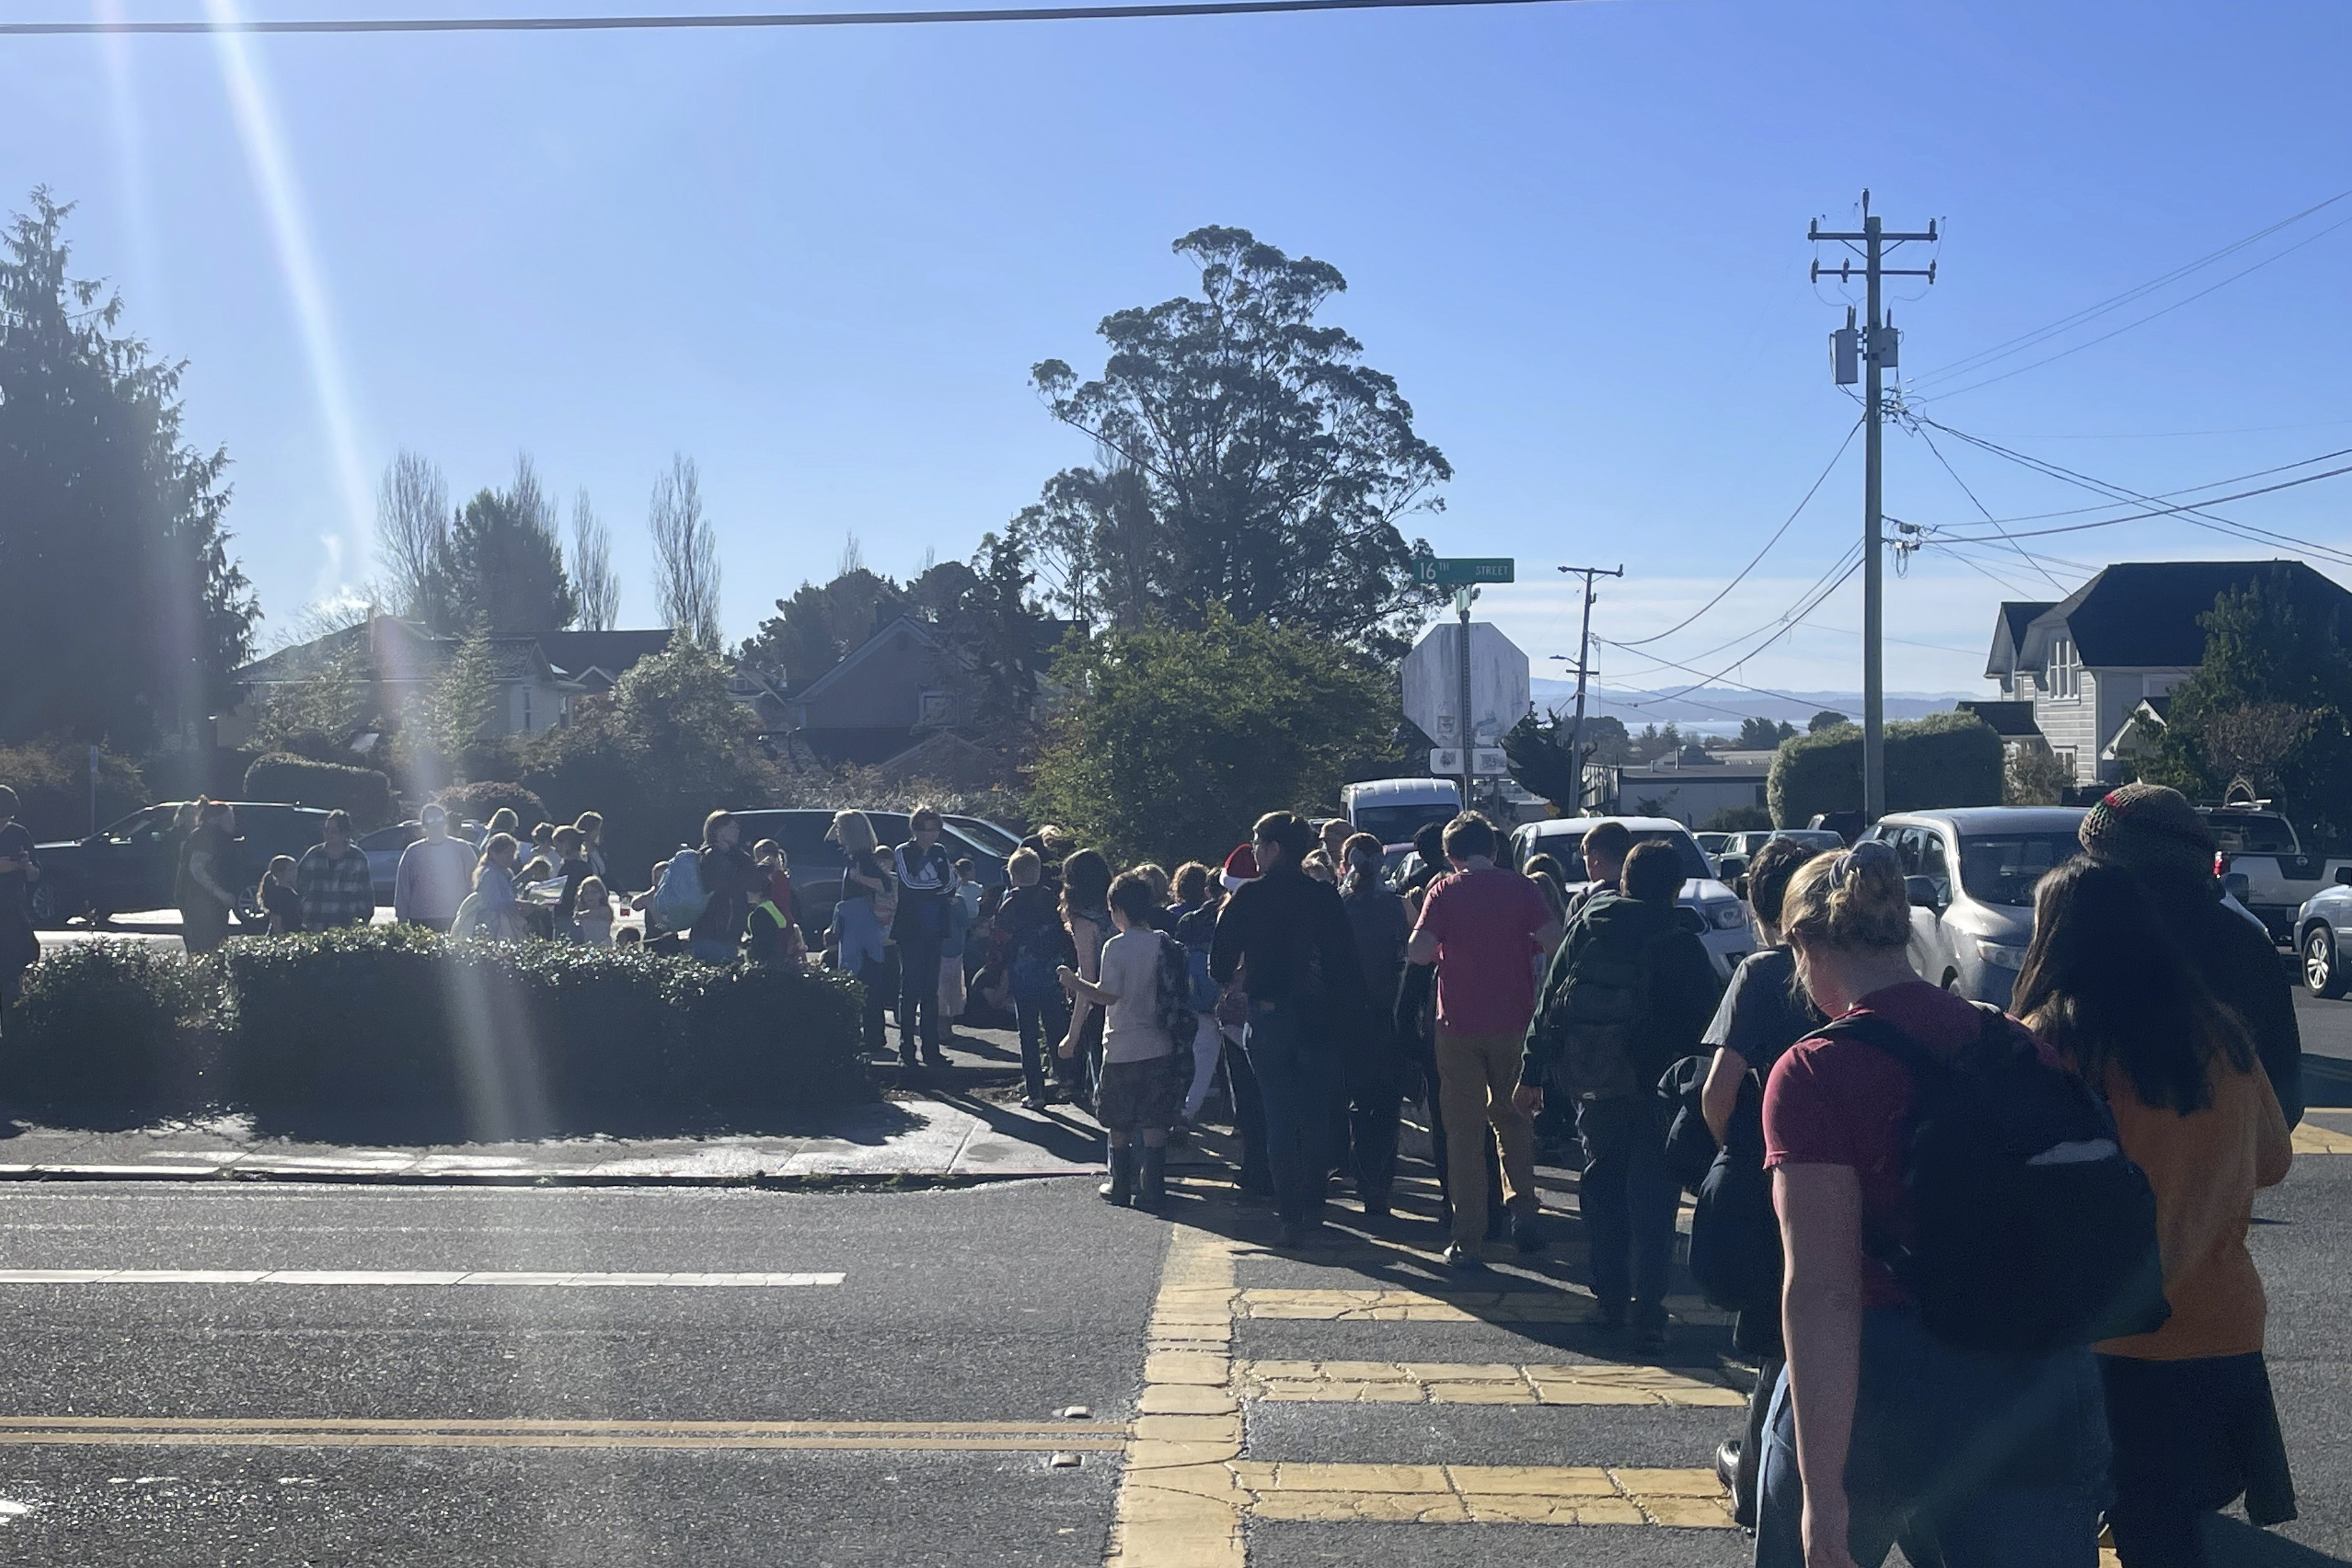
[0, 1269, 844, 1287]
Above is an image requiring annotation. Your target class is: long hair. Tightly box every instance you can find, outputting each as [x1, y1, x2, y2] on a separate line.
[1061, 849, 1111, 919]
[2013, 857, 2255, 1115]
[829, 810, 877, 859]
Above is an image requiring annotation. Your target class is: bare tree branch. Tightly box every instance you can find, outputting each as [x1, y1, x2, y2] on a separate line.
[648, 453, 723, 648]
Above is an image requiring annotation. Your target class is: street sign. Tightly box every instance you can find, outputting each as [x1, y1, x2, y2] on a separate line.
[1430, 747, 1508, 777]
[1412, 556, 1515, 587]
[1402, 623, 1530, 748]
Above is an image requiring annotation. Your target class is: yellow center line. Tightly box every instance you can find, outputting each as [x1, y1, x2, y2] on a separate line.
[0, 1416, 1127, 1452]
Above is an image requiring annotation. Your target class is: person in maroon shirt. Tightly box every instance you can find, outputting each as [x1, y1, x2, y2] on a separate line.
[1757, 840, 2106, 1568]
[1407, 812, 1563, 1269]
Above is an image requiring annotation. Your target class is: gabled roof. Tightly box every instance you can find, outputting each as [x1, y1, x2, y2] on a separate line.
[790, 615, 945, 707]
[237, 615, 656, 691]
[539, 628, 672, 681]
[1985, 601, 2058, 680]
[2015, 560, 2350, 672]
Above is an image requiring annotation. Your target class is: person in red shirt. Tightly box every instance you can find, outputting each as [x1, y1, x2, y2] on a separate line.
[1757, 840, 2108, 1568]
[1406, 812, 1563, 1269]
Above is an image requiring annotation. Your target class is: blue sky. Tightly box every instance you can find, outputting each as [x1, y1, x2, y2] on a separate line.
[6, 0, 2348, 700]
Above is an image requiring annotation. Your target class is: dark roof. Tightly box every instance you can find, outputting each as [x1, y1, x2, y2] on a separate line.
[2024, 560, 2351, 670]
[539, 628, 672, 680]
[1957, 700, 2044, 739]
[1985, 601, 2058, 678]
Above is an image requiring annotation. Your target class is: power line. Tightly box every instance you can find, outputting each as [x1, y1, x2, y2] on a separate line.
[1927, 459, 2352, 547]
[1881, 445, 2352, 527]
[1617, 555, 1866, 711]
[1610, 416, 1861, 647]
[1908, 421, 2066, 592]
[1922, 208, 2352, 401]
[1910, 187, 2352, 391]
[0, 0, 1588, 34]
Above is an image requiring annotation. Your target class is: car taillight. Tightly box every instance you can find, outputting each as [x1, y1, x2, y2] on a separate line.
[2214, 852, 2230, 877]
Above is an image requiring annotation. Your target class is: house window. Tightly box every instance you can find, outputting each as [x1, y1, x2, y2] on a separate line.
[2053, 746, 2078, 783]
[2045, 638, 2081, 700]
[917, 690, 952, 726]
[522, 690, 534, 731]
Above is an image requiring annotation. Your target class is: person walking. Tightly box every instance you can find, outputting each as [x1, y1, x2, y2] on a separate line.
[2076, 784, 2303, 1125]
[574, 812, 609, 882]
[175, 799, 238, 954]
[1337, 832, 1410, 1219]
[1213, 812, 1368, 1248]
[891, 806, 957, 1069]
[2016, 858, 2296, 1567]
[1059, 850, 1115, 1107]
[1061, 872, 1189, 1211]
[1200, 844, 1274, 1198]
[688, 810, 758, 966]
[296, 810, 374, 933]
[258, 856, 303, 936]
[1400, 819, 1448, 906]
[1566, 818, 1632, 922]
[1405, 812, 1562, 1270]
[1755, 840, 2111, 1568]
[998, 848, 1074, 1109]
[1692, 835, 1821, 1523]
[1319, 816, 1352, 868]
[550, 825, 593, 937]
[829, 810, 894, 1056]
[1521, 840, 1720, 1336]
[393, 804, 477, 931]
[938, 860, 973, 1048]
[456, 833, 529, 940]
[0, 784, 41, 1030]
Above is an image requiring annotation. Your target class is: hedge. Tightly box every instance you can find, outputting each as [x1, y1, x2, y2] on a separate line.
[1767, 711, 2005, 828]
[0, 927, 872, 1142]
[0, 737, 147, 840]
[0, 941, 222, 1128]
[243, 754, 395, 830]
[430, 781, 549, 831]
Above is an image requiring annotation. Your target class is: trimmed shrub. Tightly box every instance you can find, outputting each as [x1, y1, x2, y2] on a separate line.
[243, 754, 394, 829]
[1768, 711, 2004, 827]
[0, 737, 147, 840]
[221, 925, 870, 1142]
[430, 780, 548, 830]
[1, 941, 223, 1127]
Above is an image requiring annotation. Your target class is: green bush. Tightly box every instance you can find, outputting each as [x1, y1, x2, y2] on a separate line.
[243, 754, 394, 829]
[220, 925, 870, 1142]
[0, 736, 147, 840]
[1, 941, 223, 1127]
[1768, 712, 2004, 827]
[430, 780, 548, 830]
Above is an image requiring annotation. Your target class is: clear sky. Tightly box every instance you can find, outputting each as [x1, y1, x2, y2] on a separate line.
[6, 0, 2348, 701]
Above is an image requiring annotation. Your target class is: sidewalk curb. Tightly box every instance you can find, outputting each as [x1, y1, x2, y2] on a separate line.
[0, 1164, 1102, 1190]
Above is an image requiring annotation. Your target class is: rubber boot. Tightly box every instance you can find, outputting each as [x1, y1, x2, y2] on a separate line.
[1097, 1146, 1135, 1206]
[1135, 1146, 1167, 1213]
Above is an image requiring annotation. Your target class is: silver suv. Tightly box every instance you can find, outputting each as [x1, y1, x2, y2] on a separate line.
[1861, 807, 2088, 1006]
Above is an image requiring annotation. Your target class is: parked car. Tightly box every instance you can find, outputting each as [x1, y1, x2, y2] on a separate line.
[30, 802, 335, 928]
[943, 815, 1023, 859]
[358, 819, 488, 905]
[1859, 807, 2087, 1006]
[1695, 831, 1733, 859]
[721, 809, 1008, 940]
[1506, 815, 1753, 977]
[2198, 802, 2352, 944]
[2292, 868, 2352, 996]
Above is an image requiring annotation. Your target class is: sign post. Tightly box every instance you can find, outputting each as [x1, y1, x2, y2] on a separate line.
[1412, 555, 1516, 812]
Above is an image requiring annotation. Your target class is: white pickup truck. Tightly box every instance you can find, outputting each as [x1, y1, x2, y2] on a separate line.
[2200, 804, 2352, 944]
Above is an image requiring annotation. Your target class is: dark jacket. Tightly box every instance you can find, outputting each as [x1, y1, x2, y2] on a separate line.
[2153, 874, 2304, 1127]
[691, 844, 760, 948]
[1525, 890, 1723, 1093]
[1210, 864, 1366, 1020]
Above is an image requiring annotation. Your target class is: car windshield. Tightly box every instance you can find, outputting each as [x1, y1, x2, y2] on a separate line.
[1536, 830, 1710, 885]
[1956, 832, 2082, 908]
[945, 816, 1021, 854]
[2205, 814, 2298, 856]
[1352, 802, 1459, 848]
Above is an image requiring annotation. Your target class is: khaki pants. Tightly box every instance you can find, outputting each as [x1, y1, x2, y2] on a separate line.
[1434, 1026, 1539, 1246]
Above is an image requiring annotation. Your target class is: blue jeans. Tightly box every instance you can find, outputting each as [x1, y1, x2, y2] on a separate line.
[1241, 999, 1335, 1224]
[1756, 1304, 2107, 1568]
[1574, 1094, 1681, 1320]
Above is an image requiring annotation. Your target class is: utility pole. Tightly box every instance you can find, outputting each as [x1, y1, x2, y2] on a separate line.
[1454, 587, 1476, 814]
[1556, 564, 1624, 813]
[1811, 190, 1935, 823]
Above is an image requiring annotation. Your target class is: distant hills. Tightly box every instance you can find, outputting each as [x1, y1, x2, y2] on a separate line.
[1526, 680, 1980, 730]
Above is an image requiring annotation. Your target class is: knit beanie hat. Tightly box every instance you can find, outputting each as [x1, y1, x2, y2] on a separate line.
[1220, 844, 1260, 892]
[2078, 783, 2217, 883]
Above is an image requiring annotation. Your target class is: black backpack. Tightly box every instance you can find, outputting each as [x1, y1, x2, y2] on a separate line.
[1820, 1004, 2170, 1356]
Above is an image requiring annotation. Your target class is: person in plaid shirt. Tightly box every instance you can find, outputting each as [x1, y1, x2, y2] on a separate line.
[295, 810, 375, 931]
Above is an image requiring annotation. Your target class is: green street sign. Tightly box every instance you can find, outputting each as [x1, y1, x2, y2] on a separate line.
[1413, 556, 1515, 587]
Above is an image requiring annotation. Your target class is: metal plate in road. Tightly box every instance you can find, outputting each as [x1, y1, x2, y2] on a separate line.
[1411, 556, 1515, 587]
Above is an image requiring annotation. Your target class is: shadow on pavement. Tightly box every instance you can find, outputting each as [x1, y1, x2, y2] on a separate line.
[2209, 1516, 2352, 1566]
[2301, 1054, 2352, 1109]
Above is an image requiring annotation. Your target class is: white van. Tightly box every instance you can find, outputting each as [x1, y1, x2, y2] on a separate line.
[1342, 777, 1463, 851]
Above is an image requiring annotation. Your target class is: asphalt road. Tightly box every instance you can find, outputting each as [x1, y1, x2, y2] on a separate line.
[0, 1149, 2342, 1566]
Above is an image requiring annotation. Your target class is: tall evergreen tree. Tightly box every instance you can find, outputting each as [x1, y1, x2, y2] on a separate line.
[445, 454, 576, 638]
[0, 190, 258, 746]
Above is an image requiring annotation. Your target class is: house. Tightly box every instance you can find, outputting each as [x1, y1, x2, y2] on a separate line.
[1985, 560, 2352, 787]
[779, 615, 963, 766]
[225, 616, 672, 747]
[1955, 699, 2046, 756]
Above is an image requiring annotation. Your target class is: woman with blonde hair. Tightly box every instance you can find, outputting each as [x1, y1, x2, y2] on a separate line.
[455, 832, 528, 941]
[1755, 840, 2108, 1568]
[827, 810, 892, 1057]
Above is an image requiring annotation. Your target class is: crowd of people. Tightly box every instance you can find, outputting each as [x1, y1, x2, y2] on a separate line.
[0, 771, 2314, 1562]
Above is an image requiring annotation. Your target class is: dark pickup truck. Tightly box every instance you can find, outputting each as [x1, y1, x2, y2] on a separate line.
[30, 802, 335, 928]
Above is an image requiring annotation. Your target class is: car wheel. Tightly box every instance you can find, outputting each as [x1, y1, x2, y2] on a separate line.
[2303, 926, 2350, 999]
[27, 881, 67, 928]
[1941, 969, 1962, 994]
